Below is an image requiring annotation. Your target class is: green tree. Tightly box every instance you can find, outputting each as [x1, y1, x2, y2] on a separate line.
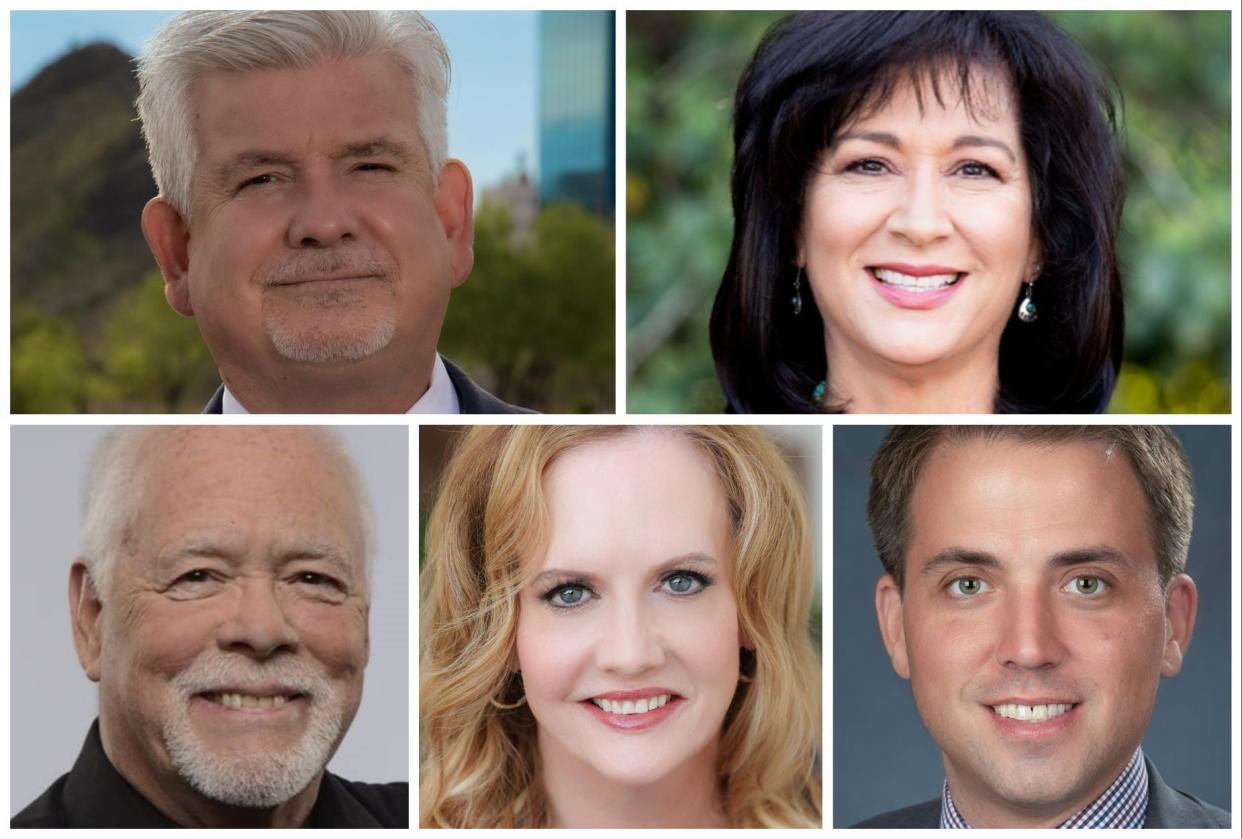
[93, 272, 216, 411]
[11, 302, 90, 413]
[441, 201, 615, 412]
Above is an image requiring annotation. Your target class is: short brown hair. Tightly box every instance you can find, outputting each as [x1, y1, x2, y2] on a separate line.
[867, 426, 1193, 591]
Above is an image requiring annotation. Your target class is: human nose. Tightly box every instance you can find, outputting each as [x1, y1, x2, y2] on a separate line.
[286, 171, 357, 248]
[217, 577, 299, 658]
[992, 589, 1069, 670]
[593, 597, 665, 677]
[886, 167, 953, 245]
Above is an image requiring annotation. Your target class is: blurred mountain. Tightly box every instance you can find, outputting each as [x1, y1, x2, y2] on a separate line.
[11, 42, 157, 335]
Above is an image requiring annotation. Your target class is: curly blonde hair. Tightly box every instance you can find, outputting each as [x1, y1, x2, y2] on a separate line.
[420, 425, 820, 827]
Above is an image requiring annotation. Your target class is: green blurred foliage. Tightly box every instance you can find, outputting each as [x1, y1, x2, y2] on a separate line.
[11, 274, 218, 413]
[626, 11, 1231, 413]
[442, 201, 616, 413]
[11, 302, 91, 413]
[93, 272, 217, 411]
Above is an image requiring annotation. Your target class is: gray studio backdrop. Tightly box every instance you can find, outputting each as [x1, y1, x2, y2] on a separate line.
[832, 425, 1232, 826]
[9, 425, 410, 815]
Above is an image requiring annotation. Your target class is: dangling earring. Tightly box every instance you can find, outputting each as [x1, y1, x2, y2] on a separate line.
[1017, 262, 1040, 323]
[791, 268, 804, 316]
[1017, 283, 1038, 323]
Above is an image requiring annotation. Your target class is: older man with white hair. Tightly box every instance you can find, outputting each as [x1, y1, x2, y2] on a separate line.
[11, 426, 405, 828]
[137, 11, 531, 414]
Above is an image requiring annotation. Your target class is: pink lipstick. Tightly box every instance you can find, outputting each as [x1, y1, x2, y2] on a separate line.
[867, 264, 965, 310]
[581, 689, 683, 732]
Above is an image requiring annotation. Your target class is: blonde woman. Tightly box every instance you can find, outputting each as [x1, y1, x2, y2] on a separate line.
[420, 425, 821, 827]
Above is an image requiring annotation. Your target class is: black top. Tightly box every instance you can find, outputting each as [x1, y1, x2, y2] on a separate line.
[850, 757, 1229, 829]
[11, 720, 408, 828]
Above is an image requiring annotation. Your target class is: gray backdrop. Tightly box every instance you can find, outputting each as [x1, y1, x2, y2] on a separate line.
[9, 425, 410, 815]
[832, 425, 1232, 826]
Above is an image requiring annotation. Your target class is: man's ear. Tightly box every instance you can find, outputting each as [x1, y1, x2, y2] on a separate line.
[69, 561, 104, 683]
[433, 159, 474, 287]
[1160, 573, 1198, 677]
[876, 574, 911, 680]
[140, 196, 194, 316]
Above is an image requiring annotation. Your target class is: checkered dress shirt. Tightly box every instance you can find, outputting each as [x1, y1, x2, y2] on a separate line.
[939, 747, 1148, 828]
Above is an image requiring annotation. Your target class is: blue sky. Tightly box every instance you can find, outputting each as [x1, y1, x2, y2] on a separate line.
[9, 10, 537, 191]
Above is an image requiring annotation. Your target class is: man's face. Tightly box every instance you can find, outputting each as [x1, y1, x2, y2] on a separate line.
[89, 428, 369, 809]
[876, 438, 1195, 826]
[172, 54, 466, 377]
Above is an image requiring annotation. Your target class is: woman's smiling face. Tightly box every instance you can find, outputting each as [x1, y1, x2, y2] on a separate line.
[515, 430, 741, 790]
[800, 65, 1038, 388]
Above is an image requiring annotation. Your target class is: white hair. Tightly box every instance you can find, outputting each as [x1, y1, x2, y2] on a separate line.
[80, 426, 376, 600]
[135, 10, 450, 219]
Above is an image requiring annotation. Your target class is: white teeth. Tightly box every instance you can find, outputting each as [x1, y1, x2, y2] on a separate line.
[991, 702, 1073, 722]
[213, 692, 289, 709]
[592, 694, 671, 715]
[873, 267, 960, 290]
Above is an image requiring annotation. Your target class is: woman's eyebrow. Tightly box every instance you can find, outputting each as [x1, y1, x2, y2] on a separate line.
[833, 130, 1016, 163]
[653, 552, 720, 574]
[835, 130, 900, 148]
[529, 553, 720, 587]
[952, 134, 1016, 163]
[529, 568, 600, 588]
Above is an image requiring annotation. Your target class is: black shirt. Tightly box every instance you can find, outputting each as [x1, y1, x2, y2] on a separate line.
[11, 720, 407, 828]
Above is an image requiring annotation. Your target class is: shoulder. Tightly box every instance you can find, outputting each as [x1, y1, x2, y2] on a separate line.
[442, 356, 536, 414]
[1145, 759, 1231, 828]
[321, 775, 408, 828]
[851, 798, 940, 829]
[10, 773, 70, 828]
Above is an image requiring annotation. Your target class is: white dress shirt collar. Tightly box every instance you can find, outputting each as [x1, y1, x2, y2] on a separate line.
[221, 353, 460, 414]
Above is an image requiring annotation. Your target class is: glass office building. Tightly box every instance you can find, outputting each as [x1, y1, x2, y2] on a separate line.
[538, 11, 615, 217]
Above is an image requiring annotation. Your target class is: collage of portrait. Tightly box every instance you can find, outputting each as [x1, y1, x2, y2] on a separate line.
[7, 8, 1235, 832]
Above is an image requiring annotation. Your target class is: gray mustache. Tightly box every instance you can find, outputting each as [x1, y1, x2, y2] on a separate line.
[261, 249, 390, 287]
[171, 655, 330, 700]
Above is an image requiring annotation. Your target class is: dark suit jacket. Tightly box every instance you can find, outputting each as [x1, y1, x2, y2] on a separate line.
[202, 356, 534, 414]
[851, 758, 1230, 829]
[11, 720, 407, 828]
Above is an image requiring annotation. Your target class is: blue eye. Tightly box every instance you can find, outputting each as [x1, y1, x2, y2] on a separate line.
[662, 571, 710, 596]
[542, 583, 592, 608]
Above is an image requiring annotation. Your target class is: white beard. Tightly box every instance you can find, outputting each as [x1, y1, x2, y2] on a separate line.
[162, 656, 347, 808]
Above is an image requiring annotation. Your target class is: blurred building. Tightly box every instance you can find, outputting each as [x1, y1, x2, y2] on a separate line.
[538, 11, 614, 218]
[479, 153, 539, 245]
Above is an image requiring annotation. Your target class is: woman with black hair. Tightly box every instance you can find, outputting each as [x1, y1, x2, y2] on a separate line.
[710, 11, 1124, 413]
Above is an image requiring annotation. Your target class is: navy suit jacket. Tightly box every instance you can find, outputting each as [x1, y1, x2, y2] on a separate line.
[851, 758, 1229, 829]
[202, 356, 533, 414]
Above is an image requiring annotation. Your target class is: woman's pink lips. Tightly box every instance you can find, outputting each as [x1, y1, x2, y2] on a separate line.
[581, 696, 683, 732]
[590, 687, 676, 701]
[868, 267, 965, 310]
